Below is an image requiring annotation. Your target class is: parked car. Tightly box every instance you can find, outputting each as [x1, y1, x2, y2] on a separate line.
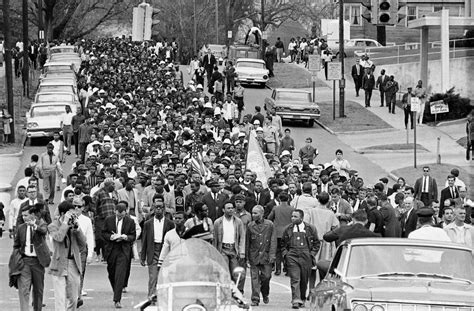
[26, 103, 74, 139]
[264, 88, 320, 127]
[49, 45, 78, 55]
[228, 44, 261, 63]
[335, 38, 383, 58]
[234, 58, 269, 87]
[48, 53, 82, 71]
[39, 71, 77, 83]
[40, 62, 76, 79]
[37, 80, 77, 96]
[309, 238, 474, 311]
[34, 92, 81, 113]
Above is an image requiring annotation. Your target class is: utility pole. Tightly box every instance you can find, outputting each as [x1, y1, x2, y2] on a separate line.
[338, 0, 345, 117]
[38, 0, 44, 42]
[3, 0, 15, 143]
[215, 0, 219, 44]
[23, 0, 29, 98]
[193, 0, 197, 54]
[260, 0, 265, 60]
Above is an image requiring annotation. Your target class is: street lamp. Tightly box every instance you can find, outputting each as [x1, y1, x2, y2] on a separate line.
[339, 0, 345, 117]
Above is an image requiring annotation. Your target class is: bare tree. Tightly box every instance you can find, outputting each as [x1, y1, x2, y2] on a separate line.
[293, 0, 338, 35]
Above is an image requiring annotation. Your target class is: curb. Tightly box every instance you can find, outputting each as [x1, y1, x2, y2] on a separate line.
[435, 118, 466, 127]
[0, 130, 26, 158]
[355, 148, 429, 154]
[335, 127, 398, 135]
[314, 120, 335, 135]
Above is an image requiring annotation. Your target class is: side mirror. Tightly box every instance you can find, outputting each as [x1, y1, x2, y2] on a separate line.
[232, 266, 245, 280]
[334, 268, 343, 277]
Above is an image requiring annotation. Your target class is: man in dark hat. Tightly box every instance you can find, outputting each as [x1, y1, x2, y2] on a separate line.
[408, 207, 451, 241]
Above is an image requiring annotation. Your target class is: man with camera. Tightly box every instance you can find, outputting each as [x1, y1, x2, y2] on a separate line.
[48, 201, 87, 311]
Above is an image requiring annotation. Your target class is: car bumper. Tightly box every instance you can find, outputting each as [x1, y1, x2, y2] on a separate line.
[236, 77, 268, 84]
[27, 129, 62, 138]
[277, 112, 320, 120]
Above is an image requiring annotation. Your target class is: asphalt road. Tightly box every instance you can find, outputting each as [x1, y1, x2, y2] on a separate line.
[0, 67, 390, 310]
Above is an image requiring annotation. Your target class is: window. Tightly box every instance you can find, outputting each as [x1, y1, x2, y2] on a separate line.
[406, 6, 417, 26]
[345, 4, 362, 26]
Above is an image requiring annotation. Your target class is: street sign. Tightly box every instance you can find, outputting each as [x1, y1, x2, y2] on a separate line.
[227, 31, 232, 39]
[327, 62, 342, 80]
[38, 30, 44, 40]
[410, 97, 421, 112]
[430, 100, 449, 114]
[308, 54, 321, 72]
[311, 75, 318, 82]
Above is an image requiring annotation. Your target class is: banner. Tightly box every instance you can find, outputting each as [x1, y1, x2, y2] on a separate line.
[430, 100, 449, 114]
[246, 131, 272, 188]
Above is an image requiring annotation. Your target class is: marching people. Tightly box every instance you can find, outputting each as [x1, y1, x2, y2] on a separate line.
[48, 201, 86, 311]
[13, 204, 51, 311]
[376, 69, 389, 107]
[402, 87, 414, 130]
[281, 209, 320, 309]
[102, 202, 136, 309]
[384, 75, 399, 114]
[246, 205, 276, 306]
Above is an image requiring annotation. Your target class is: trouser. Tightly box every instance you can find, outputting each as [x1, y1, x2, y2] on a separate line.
[79, 142, 88, 162]
[79, 247, 88, 299]
[286, 253, 311, 304]
[467, 139, 474, 160]
[206, 69, 212, 87]
[107, 249, 129, 303]
[386, 93, 396, 113]
[63, 125, 73, 152]
[275, 238, 285, 273]
[404, 109, 413, 129]
[221, 245, 246, 293]
[43, 172, 56, 202]
[379, 90, 385, 106]
[18, 257, 45, 311]
[124, 248, 133, 289]
[226, 78, 234, 94]
[417, 102, 425, 124]
[276, 48, 283, 62]
[250, 264, 272, 303]
[226, 119, 234, 131]
[147, 243, 162, 298]
[353, 79, 361, 96]
[73, 132, 79, 155]
[94, 218, 105, 258]
[364, 89, 373, 107]
[53, 259, 81, 311]
[420, 193, 432, 208]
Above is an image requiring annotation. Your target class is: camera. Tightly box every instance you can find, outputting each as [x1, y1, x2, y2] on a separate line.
[68, 213, 79, 227]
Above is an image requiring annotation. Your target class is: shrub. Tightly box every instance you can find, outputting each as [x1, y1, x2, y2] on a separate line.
[423, 87, 472, 122]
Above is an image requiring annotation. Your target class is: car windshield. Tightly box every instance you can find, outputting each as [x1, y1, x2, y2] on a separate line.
[38, 86, 75, 93]
[51, 47, 76, 53]
[44, 65, 72, 73]
[236, 61, 265, 69]
[31, 106, 68, 117]
[346, 245, 474, 281]
[36, 94, 74, 103]
[276, 92, 310, 102]
[157, 239, 233, 310]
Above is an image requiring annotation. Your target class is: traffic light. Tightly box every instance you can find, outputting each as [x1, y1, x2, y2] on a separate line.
[374, 0, 398, 25]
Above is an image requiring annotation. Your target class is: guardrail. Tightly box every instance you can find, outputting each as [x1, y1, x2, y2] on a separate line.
[358, 38, 474, 64]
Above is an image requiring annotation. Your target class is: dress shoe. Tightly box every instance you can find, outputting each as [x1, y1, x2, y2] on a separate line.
[77, 299, 84, 308]
[122, 287, 127, 293]
[263, 296, 269, 304]
[251, 301, 259, 306]
[299, 302, 306, 308]
[114, 302, 122, 309]
[292, 303, 300, 309]
[275, 270, 281, 276]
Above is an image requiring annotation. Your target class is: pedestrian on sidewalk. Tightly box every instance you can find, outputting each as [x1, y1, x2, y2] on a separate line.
[466, 112, 474, 161]
[384, 75, 399, 114]
[322, 50, 332, 80]
[351, 59, 363, 97]
[362, 68, 375, 107]
[376, 69, 389, 107]
[275, 37, 285, 63]
[414, 80, 427, 125]
[402, 87, 414, 129]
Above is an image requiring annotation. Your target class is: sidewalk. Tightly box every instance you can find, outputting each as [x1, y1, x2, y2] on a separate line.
[291, 61, 470, 178]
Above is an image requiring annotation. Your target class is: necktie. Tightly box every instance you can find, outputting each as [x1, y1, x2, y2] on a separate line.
[256, 193, 260, 203]
[29, 227, 34, 253]
[49, 154, 53, 164]
[451, 187, 455, 198]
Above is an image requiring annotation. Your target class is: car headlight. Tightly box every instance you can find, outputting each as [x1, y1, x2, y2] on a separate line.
[263, 75, 268, 79]
[353, 304, 369, 311]
[371, 305, 385, 311]
[182, 304, 207, 311]
[27, 122, 39, 128]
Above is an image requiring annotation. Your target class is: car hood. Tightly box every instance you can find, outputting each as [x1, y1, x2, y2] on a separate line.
[348, 278, 474, 305]
[235, 67, 268, 75]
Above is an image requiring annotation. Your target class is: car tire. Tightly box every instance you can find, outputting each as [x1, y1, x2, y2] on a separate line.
[260, 83, 266, 88]
[308, 119, 315, 127]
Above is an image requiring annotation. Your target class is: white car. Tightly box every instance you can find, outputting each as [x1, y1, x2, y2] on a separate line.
[26, 103, 73, 139]
[235, 58, 269, 87]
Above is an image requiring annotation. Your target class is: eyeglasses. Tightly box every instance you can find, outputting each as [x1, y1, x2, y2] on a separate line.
[74, 205, 83, 208]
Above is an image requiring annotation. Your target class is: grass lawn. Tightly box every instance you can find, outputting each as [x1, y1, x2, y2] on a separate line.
[360, 143, 428, 152]
[392, 163, 474, 198]
[0, 68, 37, 154]
[267, 62, 326, 89]
[317, 100, 393, 133]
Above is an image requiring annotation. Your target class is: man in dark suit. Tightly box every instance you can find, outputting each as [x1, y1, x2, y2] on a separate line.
[13, 204, 51, 311]
[202, 50, 217, 87]
[362, 68, 376, 107]
[351, 59, 363, 97]
[140, 196, 174, 299]
[413, 166, 438, 208]
[375, 69, 390, 107]
[102, 202, 136, 309]
[267, 191, 293, 276]
[201, 181, 228, 222]
[401, 196, 418, 237]
[16, 185, 50, 229]
[439, 175, 460, 217]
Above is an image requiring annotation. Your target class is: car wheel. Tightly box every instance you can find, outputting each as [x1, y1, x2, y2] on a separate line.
[308, 119, 315, 127]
